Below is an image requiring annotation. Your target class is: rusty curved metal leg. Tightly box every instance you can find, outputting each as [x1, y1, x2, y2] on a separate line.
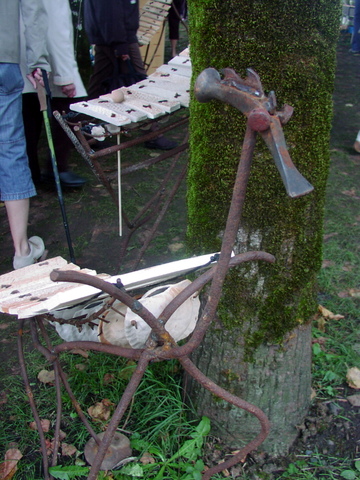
[17, 319, 50, 480]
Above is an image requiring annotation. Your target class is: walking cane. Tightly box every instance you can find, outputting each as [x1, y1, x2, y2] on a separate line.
[36, 71, 76, 264]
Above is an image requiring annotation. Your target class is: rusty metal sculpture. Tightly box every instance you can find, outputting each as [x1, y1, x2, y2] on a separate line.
[18, 67, 313, 480]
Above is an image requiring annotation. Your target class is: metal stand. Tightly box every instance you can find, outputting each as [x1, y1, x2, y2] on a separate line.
[54, 111, 189, 271]
[18, 67, 314, 479]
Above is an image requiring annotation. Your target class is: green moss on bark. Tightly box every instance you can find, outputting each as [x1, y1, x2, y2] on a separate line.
[187, 0, 340, 348]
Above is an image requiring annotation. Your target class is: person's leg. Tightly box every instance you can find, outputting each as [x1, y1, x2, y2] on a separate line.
[87, 45, 118, 99]
[168, 0, 183, 57]
[22, 92, 43, 184]
[351, 0, 360, 52]
[5, 199, 30, 257]
[0, 63, 44, 269]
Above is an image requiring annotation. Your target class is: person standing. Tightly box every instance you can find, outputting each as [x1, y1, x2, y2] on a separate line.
[350, 0, 360, 54]
[168, 0, 187, 58]
[21, 0, 87, 187]
[0, 0, 49, 270]
[84, 0, 177, 150]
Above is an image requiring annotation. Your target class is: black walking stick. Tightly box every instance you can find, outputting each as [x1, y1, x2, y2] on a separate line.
[36, 71, 76, 264]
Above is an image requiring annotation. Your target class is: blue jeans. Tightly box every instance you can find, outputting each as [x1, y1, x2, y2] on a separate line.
[0, 63, 36, 201]
[351, 0, 360, 52]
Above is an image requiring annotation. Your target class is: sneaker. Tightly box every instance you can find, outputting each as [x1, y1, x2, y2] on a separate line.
[349, 49, 360, 55]
[144, 136, 178, 150]
[13, 236, 45, 270]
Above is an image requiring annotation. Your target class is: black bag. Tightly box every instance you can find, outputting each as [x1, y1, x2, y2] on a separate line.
[101, 59, 147, 94]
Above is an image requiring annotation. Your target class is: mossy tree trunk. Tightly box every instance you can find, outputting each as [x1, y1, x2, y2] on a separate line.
[186, 0, 340, 455]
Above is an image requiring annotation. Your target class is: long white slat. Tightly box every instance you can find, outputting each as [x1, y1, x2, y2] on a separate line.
[131, 83, 190, 107]
[120, 88, 181, 113]
[70, 101, 131, 126]
[89, 98, 148, 123]
[168, 56, 192, 68]
[0, 253, 220, 319]
[156, 64, 192, 78]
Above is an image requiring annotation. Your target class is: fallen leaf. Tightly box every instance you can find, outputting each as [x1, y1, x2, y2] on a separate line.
[0, 448, 22, 480]
[323, 232, 338, 241]
[139, 452, 155, 464]
[349, 288, 360, 298]
[346, 367, 360, 389]
[342, 188, 360, 199]
[318, 305, 345, 320]
[69, 348, 89, 358]
[37, 369, 55, 385]
[0, 392, 8, 406]
[347, 394, 360, 407]
[317, 316, 326, 332]
[29, 419, 50, 433]
[312, 336, 327, 345]
[322, 259, 335, 268]
[61, 443, 78, 457]
[75, 363, 88, 371]
[87, 399, 114, 423]
[103, 373, 116, 384]
[44, 439, 55, 456]
[0, 324, 10, 330]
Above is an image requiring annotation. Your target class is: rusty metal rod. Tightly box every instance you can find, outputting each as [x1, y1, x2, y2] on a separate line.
[181, 125, 258, 353]
[17, 319, 50, 480]
[31, 320, 102, 446]
[179, 356, 270, 480]
[90, 116, 188, 159]
[36, 319, 62, 468]
[87, 352, 152, 480]
[121, 142, 188, 175]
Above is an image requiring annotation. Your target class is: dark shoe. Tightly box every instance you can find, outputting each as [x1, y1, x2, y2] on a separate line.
[144, 136, 178, 151]
[43, 170, 86, 188]
[59, 171, 87, 187]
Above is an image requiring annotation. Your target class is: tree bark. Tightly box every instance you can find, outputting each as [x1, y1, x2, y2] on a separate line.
[186, 0, 340, 455]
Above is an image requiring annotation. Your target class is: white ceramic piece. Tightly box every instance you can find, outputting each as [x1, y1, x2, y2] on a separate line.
[124, 279, 200, 349]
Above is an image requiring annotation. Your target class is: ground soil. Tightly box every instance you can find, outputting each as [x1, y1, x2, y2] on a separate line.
[0, 33, 359, 479]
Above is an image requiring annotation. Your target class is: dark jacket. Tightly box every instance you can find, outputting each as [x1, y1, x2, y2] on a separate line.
[84, 0, 139, 56]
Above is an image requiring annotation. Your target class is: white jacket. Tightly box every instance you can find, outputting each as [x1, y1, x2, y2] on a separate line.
[20, 0, 87, 97]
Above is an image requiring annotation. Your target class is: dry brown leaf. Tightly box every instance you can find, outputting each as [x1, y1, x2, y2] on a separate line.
[322, 259, 335, 268]
[317, 316, 326, 332]
[139, 452, 155, 464]
[0, 392, 8, 406]
[103, 373, 116, 384]
[346, 367, 360, 389]
[347, 394, 360, 407]
[338, 290, 351, 298]
[61, 443, 78, 457]
[37, 369, 55, 385]
[44, 439, 55, 456]
[312, 336, 327, 345]
[323, 232, 338, 241]
[0, 448, 23, 480]
[29, 419, 50, 432]
[87, 398, 114, 423]
[342, 188, 360, 199]
[75, 363, 88, 371]
[349, 288, 360, 298]
[318, 305, 344, 320]
[69, 348, 89, 358]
